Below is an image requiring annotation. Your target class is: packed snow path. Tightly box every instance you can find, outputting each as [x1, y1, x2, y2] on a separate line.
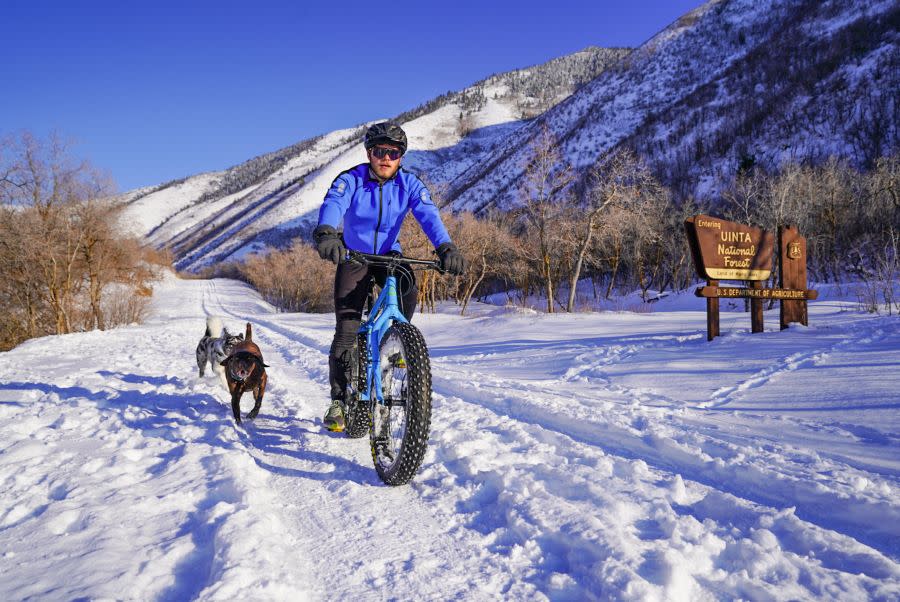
[1, 276, 898, 600]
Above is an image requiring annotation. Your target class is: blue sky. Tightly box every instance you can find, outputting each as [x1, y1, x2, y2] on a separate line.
[2, 0, 701, 191]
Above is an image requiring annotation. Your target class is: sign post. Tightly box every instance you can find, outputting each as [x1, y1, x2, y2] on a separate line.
[779, 225, 809, 329]
[750, 280, 764, 333]
[706, 279, 720, 340]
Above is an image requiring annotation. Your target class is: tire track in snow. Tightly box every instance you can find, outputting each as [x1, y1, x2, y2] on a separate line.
[431, 361, 900, 561]
[422, 381, 899, 599]
[701, 325, 890, 409]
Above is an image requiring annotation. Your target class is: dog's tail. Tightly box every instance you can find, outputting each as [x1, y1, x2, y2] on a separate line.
[205, 315, 224, 338]
[245, 322, 252, 342]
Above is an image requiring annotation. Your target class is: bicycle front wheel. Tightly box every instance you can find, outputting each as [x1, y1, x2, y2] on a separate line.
[370, 322, 432, 486]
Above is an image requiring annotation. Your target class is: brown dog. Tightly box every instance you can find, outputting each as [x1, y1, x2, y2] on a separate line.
[220, 323, 268, 424]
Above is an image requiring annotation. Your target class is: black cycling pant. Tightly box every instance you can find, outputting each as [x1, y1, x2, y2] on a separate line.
[328, 259, 417, 400]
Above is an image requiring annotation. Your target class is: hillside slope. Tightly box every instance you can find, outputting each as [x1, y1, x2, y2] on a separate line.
[444, 0, 899, 211]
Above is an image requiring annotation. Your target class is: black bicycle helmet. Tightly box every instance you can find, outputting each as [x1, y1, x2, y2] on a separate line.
[364, 122, 408, 155]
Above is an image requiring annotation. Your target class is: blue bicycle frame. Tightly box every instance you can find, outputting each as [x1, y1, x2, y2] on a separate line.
[347, 250, 441, 409]
[357, 273, 407, 407]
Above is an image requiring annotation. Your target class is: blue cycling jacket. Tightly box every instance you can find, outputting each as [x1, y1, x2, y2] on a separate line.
[317, 163, 451, 255]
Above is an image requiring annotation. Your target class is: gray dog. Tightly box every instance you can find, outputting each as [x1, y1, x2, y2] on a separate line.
[196, 316, 244, 387]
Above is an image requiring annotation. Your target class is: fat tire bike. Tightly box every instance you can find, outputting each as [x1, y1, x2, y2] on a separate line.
[341, 250, 442, 486]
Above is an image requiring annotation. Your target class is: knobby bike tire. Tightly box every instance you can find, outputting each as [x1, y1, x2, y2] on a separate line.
[343, 333, 371, 439]
[370, 322, 432, 486]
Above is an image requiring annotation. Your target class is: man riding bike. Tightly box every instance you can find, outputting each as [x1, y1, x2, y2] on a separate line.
[313, 122, 465, 432]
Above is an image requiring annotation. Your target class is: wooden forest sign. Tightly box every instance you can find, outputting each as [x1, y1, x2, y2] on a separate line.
[684, 216, 816, 341]
[686, 215, 775, 281]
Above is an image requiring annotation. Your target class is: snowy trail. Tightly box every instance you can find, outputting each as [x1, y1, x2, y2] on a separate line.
[197, 280, 518, 598]
[1, 276, 898, 601]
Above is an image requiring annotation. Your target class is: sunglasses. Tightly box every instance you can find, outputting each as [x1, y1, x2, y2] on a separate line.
[370, 146, 403, 160]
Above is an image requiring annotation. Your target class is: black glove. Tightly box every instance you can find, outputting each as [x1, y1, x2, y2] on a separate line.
[436, 242, 465, 275]
[313, 225, 345, 265]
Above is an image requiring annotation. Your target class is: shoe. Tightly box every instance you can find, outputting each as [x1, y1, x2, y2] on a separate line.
[323, 400, 345, 432]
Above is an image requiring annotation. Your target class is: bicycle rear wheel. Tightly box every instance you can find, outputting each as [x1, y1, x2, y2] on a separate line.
[370, 322, 432, 486]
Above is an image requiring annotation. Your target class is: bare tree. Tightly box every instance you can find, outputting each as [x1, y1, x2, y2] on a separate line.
[240, 241, 335, 313]
[22, 134, 108, 333]
[457, 112, 476, 138]
[566, 150, 657, 310]
[0, 131, 157, 349]
[518, 125, 574, 313]
[76, 197, 144, 330]
[449, 212, 516, 315]
[0, 206, 48, 341]
[573, 150, 671, 303]
[723, 169, 766, 225]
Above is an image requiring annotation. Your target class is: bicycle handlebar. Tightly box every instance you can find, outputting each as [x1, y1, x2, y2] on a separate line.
[346, 249, 444, 272]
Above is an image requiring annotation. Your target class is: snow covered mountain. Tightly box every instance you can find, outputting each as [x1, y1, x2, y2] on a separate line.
[117, 47, 627, 271]
[119, 0, 897, 272]
[444, 0, 899, 211]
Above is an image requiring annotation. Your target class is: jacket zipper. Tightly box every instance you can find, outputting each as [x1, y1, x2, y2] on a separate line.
[373, 181, 384, 254]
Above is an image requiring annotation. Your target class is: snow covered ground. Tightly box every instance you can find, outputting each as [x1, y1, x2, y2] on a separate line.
[1, 275, 898, 600]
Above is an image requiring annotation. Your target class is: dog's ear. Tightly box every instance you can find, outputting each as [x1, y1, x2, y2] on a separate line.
[245, 322, 253, 341]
